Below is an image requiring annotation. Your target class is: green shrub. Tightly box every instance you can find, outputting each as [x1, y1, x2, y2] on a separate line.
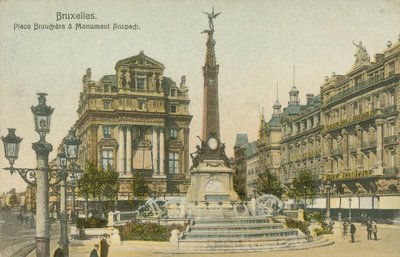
[76, 216, 108, 228]
[285, 218, 309, 234]
[314, 227, 333, 236]
[305, 211, 323, 223]
[117, 221, 185, 241]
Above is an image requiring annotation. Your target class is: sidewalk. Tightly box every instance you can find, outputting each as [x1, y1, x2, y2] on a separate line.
[26, 223, 400, 257]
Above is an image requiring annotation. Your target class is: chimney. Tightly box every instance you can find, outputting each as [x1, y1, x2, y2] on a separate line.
[306, 93, 314, 105]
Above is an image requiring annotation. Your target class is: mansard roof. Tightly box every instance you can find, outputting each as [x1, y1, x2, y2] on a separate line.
[234, 133, 249, 148]
[115, 51, 165, 71]
[99, 75, 117, 87]
[268, 116, 281, 127]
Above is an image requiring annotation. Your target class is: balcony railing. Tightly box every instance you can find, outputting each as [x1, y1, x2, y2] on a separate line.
[331, 148, 342, 155]
[361, 141, 376, 150]
[383, 167, 399, 176]
[384, 135, 398, 145]
[383, 105, 397, 115]
[167, 173, 189, 179]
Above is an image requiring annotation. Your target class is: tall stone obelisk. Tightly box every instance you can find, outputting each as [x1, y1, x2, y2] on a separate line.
[186, 8, 238, 208]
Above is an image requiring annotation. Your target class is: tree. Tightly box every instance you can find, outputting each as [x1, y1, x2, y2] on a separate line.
[233, 166, 247, 200]
[256, 169, 284, 198]
[8, 193, 19, 207]
[78, 160, 120, 216]
[288, 170, 317, 206]
[102, 165, 120, 211]
[130, 173, 149, 202]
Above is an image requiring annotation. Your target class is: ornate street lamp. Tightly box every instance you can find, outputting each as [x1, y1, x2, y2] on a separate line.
[63, 127, 81, 225]
[63, 128, 80, 161]
[2, 93, 54, 257]
[1, 128, 22, 166]
[31, 93, 54, 140]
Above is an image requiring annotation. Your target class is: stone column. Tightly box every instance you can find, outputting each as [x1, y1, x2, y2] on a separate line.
[356, 125, 363, 169]
[376, 119, 384, 168]
[118, 126, 125, 174]
[342, 129, 349, 170]
[126, 126, 132, 174]
[152, 127, 159, 174]
[160, 128, 165, 176]
[32, 141, 53, 257]
[184, 128, 190, 176]
[89, 125, 98, 164]
[326, 134, 333, 173]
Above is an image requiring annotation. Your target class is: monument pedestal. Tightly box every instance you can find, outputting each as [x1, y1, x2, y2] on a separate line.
[186, 159, 238, 217]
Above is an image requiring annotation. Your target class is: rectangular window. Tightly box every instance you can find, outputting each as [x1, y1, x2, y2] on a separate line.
[168, 152, 179, 174]
[138, 101, 145, 110]
[102, 150, 113, 170]
[103, 101, 111, 109]
[103, 126, 111, 138]
[170, 105, 177, 113]
[169, 128, 178, 139]
[137, 78, 145, 90]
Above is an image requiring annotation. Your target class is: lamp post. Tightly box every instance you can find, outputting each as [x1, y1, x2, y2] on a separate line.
[2, 93, 54, 257]
[57, 148, 69, 257]
[303, 185, 307, 212]
[69, 176, 77, 224]
[325, 181, 332, 221]
[348, 197, 352, 223]
[63, 128, 80, 225]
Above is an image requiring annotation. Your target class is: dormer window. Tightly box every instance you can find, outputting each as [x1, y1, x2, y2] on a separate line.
[170, 89, 177, 97]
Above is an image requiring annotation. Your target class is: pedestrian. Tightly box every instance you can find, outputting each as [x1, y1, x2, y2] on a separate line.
[350, 223, 356, 243]
[366, 220, 372, 240]
[89, 244, 99, 257]
[371, 220, 378, 240]
[342, 222, 348, 239]
[100, 234, 110, 257]
[53, 243, 64, 257]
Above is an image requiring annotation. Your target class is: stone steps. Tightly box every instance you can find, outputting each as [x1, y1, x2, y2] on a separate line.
[182, 228, 299, 239]
[189, 223, 284, 231]
[177, 236, 333, 253]
[193, 216, 268, 225]
[176, 217, 332, 252]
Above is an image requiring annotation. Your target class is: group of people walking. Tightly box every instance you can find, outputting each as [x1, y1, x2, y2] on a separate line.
[53, 234, 110, 257]
[343, 219, 378, 243]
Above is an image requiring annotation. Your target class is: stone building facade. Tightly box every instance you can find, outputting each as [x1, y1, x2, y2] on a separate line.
[236, 36, 400, 204]
[320, 39, 400, 195]
[280, 90, 322, 185]
[75, 51, 192, 198]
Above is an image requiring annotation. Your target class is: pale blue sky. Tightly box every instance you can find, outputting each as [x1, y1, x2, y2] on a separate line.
[0, 0, 399, 192]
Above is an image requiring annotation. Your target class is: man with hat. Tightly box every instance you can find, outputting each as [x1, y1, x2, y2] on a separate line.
[100, 233, 110, 257]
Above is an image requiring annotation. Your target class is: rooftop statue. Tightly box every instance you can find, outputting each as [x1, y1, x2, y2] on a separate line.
[352, 41, 370, 66]
[203, 7, 221, 32]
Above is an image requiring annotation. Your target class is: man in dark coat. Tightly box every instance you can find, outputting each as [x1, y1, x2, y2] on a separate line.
[366, 220, 372, 240]
[53, 243, 64, 257]
[350, 223, 356, 243]
[100, 234, 110, 257]
[89, 244, 99, 257]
